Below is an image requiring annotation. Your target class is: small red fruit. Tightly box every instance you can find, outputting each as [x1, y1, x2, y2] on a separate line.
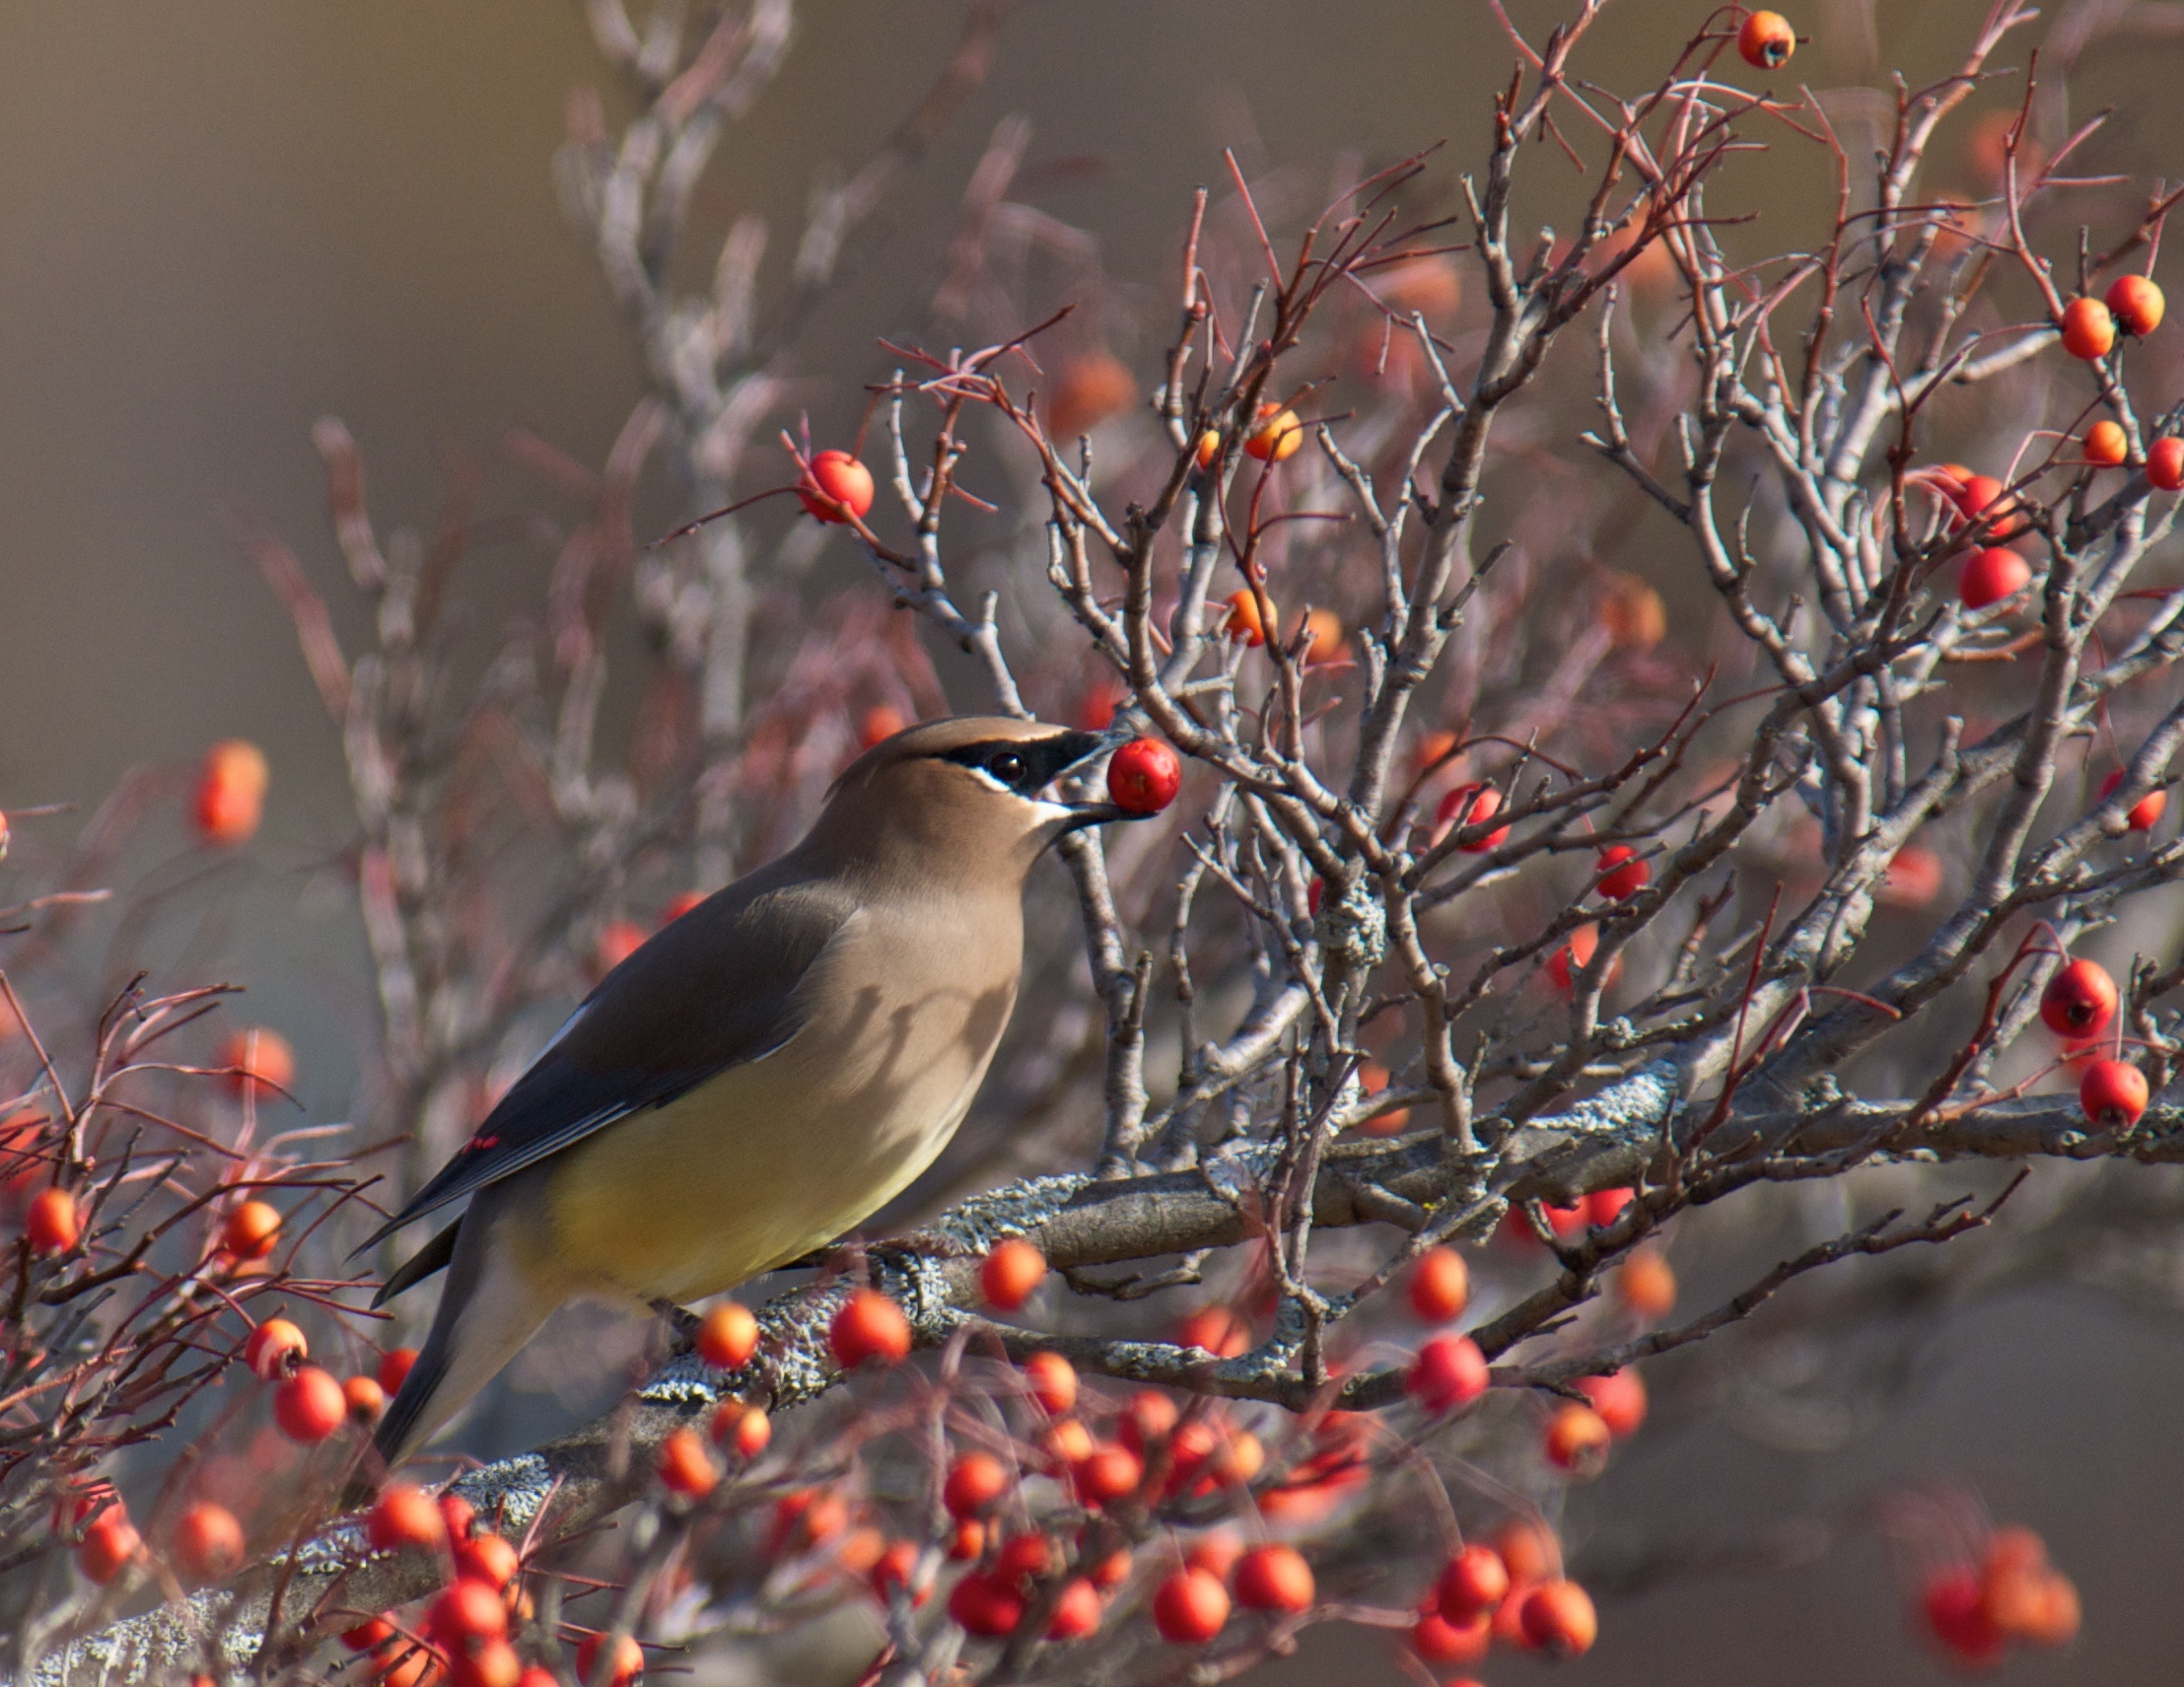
[828, 1288, 910, 1369]
[946, 1517, 986, 1561]
[342, 1618, 394, 1652]
[439, 1492, 477, 1541]
[697, 1301, 758, 1370]
[1243, 404, 1303, 462]
[220, 1026, 295, 1099]
[368, 1484, 448, 1553]
[223, 1198, 283, 1261]
[1958, 546, 2030, 609]
[193, 739, 270, 846]
[1193, 430, 1222, 471]
[1107, 738, 1180, 815]
[1407, 1245, 1470, 1323]
[1543, 1403, 1612, 1474]
[944, 1451, 1011, 1518]
[2098, 768, 2166, 831]
[2060, 296, 2116, 360]
[1576, 1369, 1648, 1438]
[1045, 1576, 1102, 1640]
[2083, 419, 2129, 466]
[1519, 1579, 1598, 1655]
[1088, 1545, 1132, 1587]
[174, 1502, 246, 1582]
[344, 1374, 387, 1424]
[994, 1530, 1059, 1583]
[1044, 352, 1136, 440]
[1437, 1545, 1511, 1623]
[378, 1347, 419, 1395]
[708, 1399, 772, 1459]
[1022, 1351, 1078, 1415]
[1923, 1568, 2007, 1667]
[273, 1366, 348, 1442]
[77, 1511, 142, 1583]
[798, 450, 876, 524]
[428, 1580, 508, 1647]
[1410, 1610, 1491, 1664]
[2041, 957, 2117, 1038]
[244, 1317, 308, 1380]
[455, 1532, 521, 1591]
[1117, 1389, 1178, 1452]
[1153, 1566, 1232, 1643]
[1071, 1443, 1144, 1509]
[1406, 1334, 1490, 1414]
[858, 705, 906, 749]
[870, 1539, 925, 1606]
[453, 1641, 520, 1687]
[1737, 10, 1796, 69]
[2107, 272, 2165, 337]
[1233, 1544, 1314, 1614]
[949, 1569, 1026, 1638]
[980, 1237, 1048, 1310]
[1545, 924, 1605, 995]
[1594, 844, 1650, 900]
[657, 1426, 718, 1499]
[575, 1632, 644, 1687]
[1184, 1531, 1243, 1582]
[1222, 589, 1277, 647]
[1174, 1304, 1251, 1358]
[2080, 1058, 2149, 1128]
[2150, 436, 2184, 491]
[26, 1186, 80, 1254]
[1437, 783, 1509, 851]
[1617, 1248, 1677, 1317]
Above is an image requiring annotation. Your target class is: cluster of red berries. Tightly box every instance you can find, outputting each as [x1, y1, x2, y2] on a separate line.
[1411, 1522, 1598, 1665]
[2039, 955, 2149, 1129]
[1918, 1524, 2080, 1668]
[237, 1317, 415, 1443]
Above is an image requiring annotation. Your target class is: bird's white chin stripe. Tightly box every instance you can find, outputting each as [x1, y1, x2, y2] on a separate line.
[956, 764, 1082, 825]
[1024, 797, 1079, 826]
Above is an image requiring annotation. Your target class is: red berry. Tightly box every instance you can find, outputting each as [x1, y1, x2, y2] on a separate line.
[943, 1451, 1011, 1518]
[223, 1199, 283, 1261]
[1116, 1389, 1179, 1453]
[980, 1237, 1047, 1311]
[25, 1187, 80, 1255]
[220, 1026, 295, 1099]
[657, 1426, 718, 1499]
[1184, 1531, 1243, 1582]
[173, 1502, 246, 1582]
[367, 1484, 448, 1552]
[1437, 1545, 1511, 1623]
[2061, 296, 2117, 360]
[1594, 844, 1650, 900]
[427, 1578, 508, 1646]
[2041, 957, 2118, 1038]
[2079, 1058, 2149, 1128]
[1543, 1403, 1612, 1473]
[2083, 419, 2129, 466]
[1618, 1248, 1677, 1317]
[1406, 1246, 1470, 1323]
[244, 1316, 307, 1380]
[1518, 1579, 1598, 1655]
[798, 450, 875, 524]
[994, 1530, 1059, 1584]
[696, 1301, 757, 1370]
[828, 1288, 910, 1369]
[709, 1399, 771, 1459]
[1233, 1544, 1314, 1614]
[455, 1533, 520, 1591]
[1410, 1609, 1490, 1664]
[344, 1374, 387, 1424]
[193, 739, 269, 846]
[1071, 1443, 1144, 1509]
[1243, 405, 1303, 463]
[1957, 546, 2030, 609]
[439, 1492, 477, 1541]
[2098, 768, 2166, 831]
[1737, 10, 1796, 69]
[1088, 1545, 1132, 1587]
[2151, 437, 2184, 491]
[1045, 1576, 1102, 1640]
[1152, 1566, 1232, 1643]
[1923, 1568, 2007, 1667]
[342, 1618, 394, 1652]
[378, 1347, 419, 1395]
[1545, 924, 1604, 994]
[870, 1539, 925, 1606]
[858, 704, 907, 749]
[2106, 273, 2165, 336]
[1022, 1352, 1078, 1416]
[946, 1518, 986, 1561]
[1407, 1334, 1490, 1414]
[273, 1366, 348, 1442]
[76, 1511, 142, 1583]
[1436, 783, 1508, 851]
[1106, 738, 1180, 815]
[948, 1569, 1025, 1638]
[452, 1641, 520, 1687]
[575, 1632, 644, 1687]
[1174, 1304, 1251, 1358]
[1575, 1369, 1648, 1438]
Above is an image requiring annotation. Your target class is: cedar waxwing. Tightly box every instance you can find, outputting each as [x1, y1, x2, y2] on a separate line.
[357, 716, 1131, 1475]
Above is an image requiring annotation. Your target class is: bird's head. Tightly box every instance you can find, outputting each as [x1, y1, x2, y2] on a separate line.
[814, 715, 1139, 882]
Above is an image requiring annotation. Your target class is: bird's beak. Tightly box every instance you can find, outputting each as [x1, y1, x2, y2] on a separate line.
[1049, 725, 1144, 830]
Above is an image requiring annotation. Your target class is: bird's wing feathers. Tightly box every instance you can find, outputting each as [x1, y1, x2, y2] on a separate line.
[362, 873, 854, 1250]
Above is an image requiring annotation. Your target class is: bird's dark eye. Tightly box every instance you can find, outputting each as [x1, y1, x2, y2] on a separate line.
[990, 752, 1027, 786]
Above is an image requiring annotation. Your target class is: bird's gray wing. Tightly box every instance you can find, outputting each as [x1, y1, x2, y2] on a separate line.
[358, 871, 853, 1253]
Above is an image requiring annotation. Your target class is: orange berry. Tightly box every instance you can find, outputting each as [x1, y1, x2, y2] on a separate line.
[378, 1346, 419, 1395]
[828, 1288, 910, 1369]
[1302, 606, 1345, 665]
[219, 1027, 295, 1100]
[451, 1641, 521, 1687]
[1222, 589, 1277, 647]
[1045, 1576, 1102, 1640]
[1233, 1544, 1314, 1614]
[946, 1517, 987, 1561]
[574, 1632, 643, 1687]
[1406, 1246, 1470, 1323]
[1087, 1545, 1132, 1588]
[367, 1484, 447, 1552]
[244, 1317, 308, 1380]
[1045, 352, 1137, 439]
[870, 1539, 926, 1606]
[2040, 957, 2117, 1038]
[193, 739, 269, 846]
[428, 1580, 510, 1647]
[1193, 430, 1222, 471]
[1071, 1443, 1144, 1509]
[2079, 1058, 2149, 1128]
[1880, 844, 1944, 907]
[798, 450, 876, 524]
[1407, 1334, 1489, 1414]
[1410, 1610, 1491, 1664]
[173, 1502, 246, 1582]
[26, 1186, 80, 1254]
[697, 1301, 758, 1370]
[1153, 1566, 1232, 1643]
[1958, 546, 2030, 609]
[1022, 1351, 1078, 1415]
[76, 1511, 142, 1583]
[1354, 1061, 1410, 1137]
[1545, 924, 1603, 994]
[455, 1532, 521, 1591]
[1495, 1519, 1559, 1584]
[273, 1366, 348, 1442]
[1518, 1579, 1597, 1655]
[857, 704, 906, 750]
[1599, 572, 1668, 650]
[658, 1426, 718, 1499]
[1737, 10, 1796, 69]
[344, 1374, 387, 1425]
[1174, 1305, 1250, 1359]
[2061, 296, 2116, 360]
[1437, 1545, 1511, 1623]
[2106, 272, 2164, 336]
[1575, 1369, 1648, 1438]
[2150, 436, 2184, 490]
[982, 1232, 1048, 1310]
[594, 920, 645, 977]
[2098, 767, 2166, 831]
[1616, 1248, 1677, 1318]
[379, 1646, 448, 1687]
[2083, 419, 2129, 465]
[944, 1451, 1012, 1518]
[1243, 404, 1303, 462]
[1043, 1416, 1094, 1466]
[1182, 1531, 1241, 1581]
[220, 1198, 283, 1261]
[1543, 1403, 1612, 1474]
[1117, 1389, 1179, 1452]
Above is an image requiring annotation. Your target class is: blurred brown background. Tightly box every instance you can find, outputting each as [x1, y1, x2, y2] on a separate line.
[3, 2, 2182, 1679]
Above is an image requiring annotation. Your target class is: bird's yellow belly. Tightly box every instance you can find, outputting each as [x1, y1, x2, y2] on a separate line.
[537, 1004, 1002, 1304]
